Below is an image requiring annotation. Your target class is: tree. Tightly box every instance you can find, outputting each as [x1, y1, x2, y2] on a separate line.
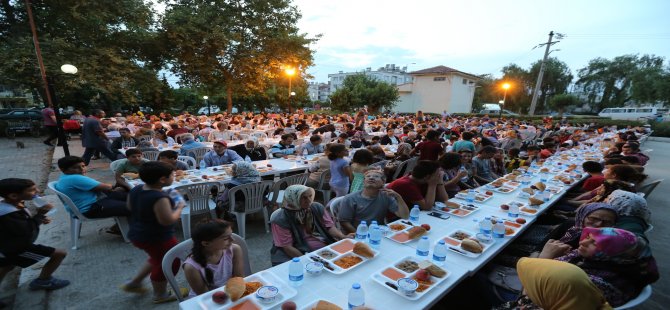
[161, 0, 318, 113]
[528, 57, 573, 113]
[329, 74, 399, 113]
[0, 0, 165, 112]
[548, 94, 579, 117]
[575, 54, 669, 111]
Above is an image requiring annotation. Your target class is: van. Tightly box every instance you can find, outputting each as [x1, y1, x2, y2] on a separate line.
[479, 104, 519, 116]
[598, 107, 668, 120]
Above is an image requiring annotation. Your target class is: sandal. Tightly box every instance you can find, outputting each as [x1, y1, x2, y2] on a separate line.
[119, 283, 149, 295]
[152, 288, 189, 304]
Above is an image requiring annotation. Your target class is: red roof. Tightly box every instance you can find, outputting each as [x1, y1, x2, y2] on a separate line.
[410, 65, 480, 80]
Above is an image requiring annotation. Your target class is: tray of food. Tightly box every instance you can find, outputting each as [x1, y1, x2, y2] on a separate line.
[551, 174, 576, 185]
[306, 239, 378, 275]
[372, 256, 449, 300]
[441, 230, 495, 258]
[194, 271, 296, 310]
[499, 201, 538, 217]
[486, 215, 528, 237]
[385, 220, 430, 244]
[454, 190, 493, 203]
[435, 201, 480, 217]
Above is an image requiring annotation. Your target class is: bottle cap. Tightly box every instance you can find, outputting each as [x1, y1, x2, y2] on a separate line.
[292, 257, 300, 262]
[438, 240, 445, 244]
[352, 283, 361, 289]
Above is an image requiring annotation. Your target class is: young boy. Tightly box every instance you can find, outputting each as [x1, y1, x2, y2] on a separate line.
[505, 148, 523, 172]
[114, 148, 149, 191]
[581, 161, 605, 191]
[0, 178, 69, 290]
[121, 162, 187, 303]
[157, 150, 189, 171]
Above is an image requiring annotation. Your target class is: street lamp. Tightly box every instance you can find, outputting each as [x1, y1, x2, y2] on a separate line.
[48, 64, 78, 156]
[500, 82, 511, 118]
[203, 95, 210, 115]
[285, 67, 296, 113]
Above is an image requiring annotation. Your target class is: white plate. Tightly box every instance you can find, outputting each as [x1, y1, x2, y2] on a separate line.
[371, 256, 450, 300]
[385, 219, 431, 244]
[306, 239, 379, 275]
[454, 191, 493, 203]
[300, 299, 346, 310]
[192, 271, 296, 310]
[434, 201, 480, 217]
[441, 229, 495, 258]
[499, 201, 537, 217]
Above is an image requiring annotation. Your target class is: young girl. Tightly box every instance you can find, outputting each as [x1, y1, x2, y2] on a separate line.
[328, 143, 352, 197]
[122, 162, 187, 303]
[183, 220, 244, 298]
[349, 149, 374, 193]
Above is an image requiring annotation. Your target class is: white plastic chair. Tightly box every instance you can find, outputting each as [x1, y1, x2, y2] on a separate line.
[645, 224, 653, 234]
[638, 179, 663, 199]
[251, 132, 267, 139]
[185, 147, 210, 167]
[142, 150, 160, 161]
[267, 173, 309, 207]
[315, 169, 332, 205]
[391, 157, 416, 181]
[162, 233, 251, 302]
[47, 181, 130, 249]
[228, 181, 274, 239]
[614, 285, 652, 309]
[327, 196, 346, 230]
[177, 155, 196, 170]
[110, 159, 124, 173]
[176, 182, 219, 239]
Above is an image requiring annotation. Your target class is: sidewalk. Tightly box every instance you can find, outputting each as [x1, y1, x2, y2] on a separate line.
[9, 138, 273, 309]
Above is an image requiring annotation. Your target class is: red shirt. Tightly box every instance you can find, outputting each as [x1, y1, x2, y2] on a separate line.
[582, 175, 605, 191]
[386, 175, 427, 207]
[416, 140, 443, 161]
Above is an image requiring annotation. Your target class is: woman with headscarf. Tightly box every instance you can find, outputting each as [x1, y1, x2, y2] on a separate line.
[538, 227, 658, 307]
[216, 161, 262, 217]
[605, 189, 651, 235]
[229, 138, 267, 161]
[497, 258, 612, 310]
[381, 143, 412, 180]
[269, 185, 352, 265]
[499, 130, 522, 152]
[558, 202, 618, 249]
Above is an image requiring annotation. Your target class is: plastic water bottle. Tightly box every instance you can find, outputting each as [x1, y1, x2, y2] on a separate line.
[355, 221, 368, 241]
[369, 226, 382, 250]
[302, 148, 309, 159]
[32, 195, 49, 208]
[368, 220, 378, 239]
[466, 189, 476, 203]
[288, 257, 304, 287]
[158, 143, 164, 150]
[432, 240, 447, 266]
[493, 220, 505, 238]
[199, 160, 207, 172]
[409, 205, 421, 224]
[508, 203, 519, 218]
[168, 189, 184, 206]
[348, 283, 365, 310]
[540, 172, 548, 183]
[459, 166, 468, 182]
[244, 155, 252, 163]
[416, 236, 430, 259]
[480, 217, 493, 234]
[540, 190, 550, 202]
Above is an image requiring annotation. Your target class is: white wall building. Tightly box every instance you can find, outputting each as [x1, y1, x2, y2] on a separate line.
[395, 65, 480, 114]
[307, 82, 330, 102]
[328, 64, 413, 93]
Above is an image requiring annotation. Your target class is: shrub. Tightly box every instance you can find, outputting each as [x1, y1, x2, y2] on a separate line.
[650, 122, 670, 137]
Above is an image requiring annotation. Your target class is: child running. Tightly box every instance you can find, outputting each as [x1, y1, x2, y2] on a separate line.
[183, 220, 244, 298]
[0, 178, 69, 291]
[121, 161, 187, 303]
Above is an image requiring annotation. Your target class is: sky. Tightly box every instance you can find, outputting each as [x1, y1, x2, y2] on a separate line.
[293, 0, 670, 82]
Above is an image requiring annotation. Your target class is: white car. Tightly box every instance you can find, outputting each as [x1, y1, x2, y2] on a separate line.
[197, 105, 238, 114]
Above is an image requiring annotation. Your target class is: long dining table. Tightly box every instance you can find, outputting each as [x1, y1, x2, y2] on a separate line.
[178, 145, 605, 310]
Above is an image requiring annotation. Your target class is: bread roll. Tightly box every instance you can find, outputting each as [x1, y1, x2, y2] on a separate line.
[353, 242, 375, 259]
[522, 188, 535, 195]
[446, 201, 461, 209]
[461, 239, 483, 253]
[314, 300, 342, 310]
[122, 172, 139, 179]
[529, 197, 544, 206]
[225, 277, 245, 301]
[407, 226, 427, 239]
[534, 182, 546, 191]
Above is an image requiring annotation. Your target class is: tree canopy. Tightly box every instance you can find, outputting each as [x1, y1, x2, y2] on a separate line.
[329, 74, 399, 113]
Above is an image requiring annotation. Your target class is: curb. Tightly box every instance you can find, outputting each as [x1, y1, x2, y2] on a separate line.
[648, 136, 670, 142]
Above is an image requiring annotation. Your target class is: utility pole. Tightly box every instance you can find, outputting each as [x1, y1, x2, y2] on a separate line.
[528, 31, 562, 115]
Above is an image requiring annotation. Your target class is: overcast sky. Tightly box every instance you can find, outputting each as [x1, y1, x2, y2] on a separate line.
[294, 0, 670, 82]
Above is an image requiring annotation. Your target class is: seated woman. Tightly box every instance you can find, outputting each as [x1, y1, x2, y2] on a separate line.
[269, 185, 352, 266]
[499, 257, 612, 310]
[605, 189, 651, 236]
[183, 220, 244, 298]
[558, 202, 618, 249]
[565, 166, 642, 207]
[216, 162, 261, 218]
[538, 227, 658, 307]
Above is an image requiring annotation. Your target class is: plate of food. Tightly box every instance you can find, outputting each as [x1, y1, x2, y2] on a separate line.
[306, 239, 378, 275]
[192, 271, 296, 310]
[454, 190, 493, 203]
[300, 299, 345, 310]
[441, 229, 495, 258]
[385, 219, 430, 244]
[487, 215, 528, 237]
[551, 174, 576, 185]
[372, 256, 450, 300]
[499, 201, 537, 217]
[434, 201, 480, 217]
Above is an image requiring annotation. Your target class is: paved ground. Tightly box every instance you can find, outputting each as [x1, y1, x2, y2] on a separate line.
[2, 137, 668, 309]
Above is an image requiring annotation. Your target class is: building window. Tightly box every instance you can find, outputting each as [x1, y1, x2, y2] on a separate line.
[434, 77, 446, 81]
[462, 78, 467, 84]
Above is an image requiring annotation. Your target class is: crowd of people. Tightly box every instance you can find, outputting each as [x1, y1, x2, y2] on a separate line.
[0, 108, 659, 307]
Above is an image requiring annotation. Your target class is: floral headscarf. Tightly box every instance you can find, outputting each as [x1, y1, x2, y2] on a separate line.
[581, 227, 639, 260]
[282, 185, 316, 231]
[605, 190, 650, 224]
[396, 143, 412, 157]
[231, 161, 261, 185]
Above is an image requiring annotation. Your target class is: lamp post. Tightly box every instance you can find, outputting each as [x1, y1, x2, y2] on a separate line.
[203, 95, 210, 115]
[285, 67, 296, 113]
[500, 82, 511, 118]
[47, 64, 78, 156]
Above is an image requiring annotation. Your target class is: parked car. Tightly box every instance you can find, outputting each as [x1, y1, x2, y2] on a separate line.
[0, 109, 43, 121]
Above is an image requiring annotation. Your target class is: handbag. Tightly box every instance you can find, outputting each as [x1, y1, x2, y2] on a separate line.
[487, 264, 523, 301]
